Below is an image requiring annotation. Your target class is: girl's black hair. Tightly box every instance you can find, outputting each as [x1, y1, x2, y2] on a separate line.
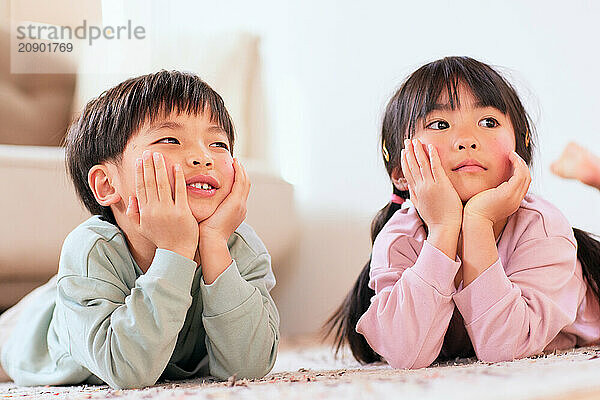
[65, 70, 235, 225]
[325, 56, 600, 363]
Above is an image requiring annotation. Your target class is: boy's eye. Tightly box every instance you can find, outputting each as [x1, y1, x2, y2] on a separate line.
[479, 117, 500, 128]
[425, 120, 450, 130]
[156, 137, 180, 145]
[210, 142, 230, 150]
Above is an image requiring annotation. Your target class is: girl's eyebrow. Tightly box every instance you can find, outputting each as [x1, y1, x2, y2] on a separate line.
[431, 101, 492, 112]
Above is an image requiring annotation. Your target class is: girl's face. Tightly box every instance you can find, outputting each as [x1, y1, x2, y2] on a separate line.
[411, 86, 516, 202]
[114, 112, 235, 222]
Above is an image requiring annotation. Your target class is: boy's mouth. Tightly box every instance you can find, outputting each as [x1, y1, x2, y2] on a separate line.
[188, 182, 216, 190]
[186, 175, 220, 197]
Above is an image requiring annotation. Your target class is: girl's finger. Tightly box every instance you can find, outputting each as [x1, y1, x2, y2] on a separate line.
[510, 151, 531, 193]
[153, 152, 172, 202]
[413, 139, 433, 182]
[407, 182, 419, 207]
[173, 164, 190, 208]
[126, 196, 140, 225]
[401, 148, 416, 190]
[404, 139, 422, 181]
[135, 158, 147, 205]
[428, 144, 446, 183]
[142, 150, 158, 202]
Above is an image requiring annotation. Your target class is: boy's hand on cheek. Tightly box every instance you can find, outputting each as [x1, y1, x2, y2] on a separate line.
[198, 159, 250, 244]
[463, 151, 531, 225]
[197, 159, 250, 284]
[126, 151, 199, 261]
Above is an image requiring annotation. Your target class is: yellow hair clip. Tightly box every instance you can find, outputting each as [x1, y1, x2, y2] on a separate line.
[382, 140, 390, 163]
[525, 129, 530, 148]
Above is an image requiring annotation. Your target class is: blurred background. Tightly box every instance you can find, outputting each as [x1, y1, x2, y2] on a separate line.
[1, 0, 599, 338]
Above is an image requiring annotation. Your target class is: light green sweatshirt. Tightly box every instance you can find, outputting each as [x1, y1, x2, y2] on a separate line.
[0, 216, 279, 389]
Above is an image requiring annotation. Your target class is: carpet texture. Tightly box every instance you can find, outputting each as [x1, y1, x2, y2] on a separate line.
[2, 342, 600, 399]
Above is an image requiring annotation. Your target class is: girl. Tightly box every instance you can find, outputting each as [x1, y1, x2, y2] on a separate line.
[327, 56, 600, 368]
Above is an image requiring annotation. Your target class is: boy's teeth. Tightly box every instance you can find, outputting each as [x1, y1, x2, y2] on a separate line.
[189, 183, 214, 190]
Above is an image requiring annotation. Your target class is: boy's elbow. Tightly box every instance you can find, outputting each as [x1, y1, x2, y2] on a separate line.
[102, 366, 162, 390]
[235, 362, 274, 380]
[212, 343, 278, 380]
[214, 355, 276, 380]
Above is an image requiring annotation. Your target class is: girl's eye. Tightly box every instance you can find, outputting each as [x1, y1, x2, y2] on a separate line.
[425, 120, 450, 130]
[156, 137, 180, 144]
[210, 142, 230, 150]
[479, 117, 500, 128]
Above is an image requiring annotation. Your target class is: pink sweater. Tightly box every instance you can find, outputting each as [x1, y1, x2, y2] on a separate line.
[356, 194, 600, 368]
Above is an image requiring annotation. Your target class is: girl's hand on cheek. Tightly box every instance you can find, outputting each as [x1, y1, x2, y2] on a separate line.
[125, 151, 199, 260]
[401, 139, 463, 233]
[464, 151, 531, 224]
[198, 158, 250, 245]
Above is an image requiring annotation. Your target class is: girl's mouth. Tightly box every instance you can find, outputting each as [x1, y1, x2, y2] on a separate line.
[454, 165, 486, 172]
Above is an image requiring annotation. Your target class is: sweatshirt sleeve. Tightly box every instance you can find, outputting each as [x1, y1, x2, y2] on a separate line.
[56, 243, 197, 389]
[199, 252, 279, 380]
[453, 236, 583, 362]
[356, 239, 461, 369]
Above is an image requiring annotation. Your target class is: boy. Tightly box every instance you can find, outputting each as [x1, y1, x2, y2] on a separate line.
[0, 71, 279, 389]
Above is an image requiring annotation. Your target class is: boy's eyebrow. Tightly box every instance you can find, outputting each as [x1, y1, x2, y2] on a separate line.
[146, 120, 183, 133]
[207, 126, 228, 136]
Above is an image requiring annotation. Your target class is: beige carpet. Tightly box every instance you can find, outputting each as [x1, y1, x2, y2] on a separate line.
[2, 340, 600, 399]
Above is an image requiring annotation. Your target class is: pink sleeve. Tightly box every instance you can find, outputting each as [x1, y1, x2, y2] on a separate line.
[453, 236, 583, 362]
[356, 239, 461, 369]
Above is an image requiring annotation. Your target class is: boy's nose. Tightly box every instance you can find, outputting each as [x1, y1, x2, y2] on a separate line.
[188, 150, 213, 168]
[192, 159, 213, 167]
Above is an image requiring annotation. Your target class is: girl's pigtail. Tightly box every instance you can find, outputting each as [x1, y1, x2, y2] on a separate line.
[573, 228, 600, 301]
[324, 198, 404, 363]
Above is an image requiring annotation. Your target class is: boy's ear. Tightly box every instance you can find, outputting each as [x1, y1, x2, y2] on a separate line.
[391, 167, 409, 191]
[88, 165, 122, 207]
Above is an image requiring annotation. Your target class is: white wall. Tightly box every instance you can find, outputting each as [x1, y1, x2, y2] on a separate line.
[110, 0, 600, 335]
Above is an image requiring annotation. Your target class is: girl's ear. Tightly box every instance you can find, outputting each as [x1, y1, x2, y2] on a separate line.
[88, 165, 122, 207]
[391, 167, 409, 191]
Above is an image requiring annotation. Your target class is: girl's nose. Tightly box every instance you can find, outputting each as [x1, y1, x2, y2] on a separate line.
[454, 131, 480, 151]
[457, 141, 478, 150]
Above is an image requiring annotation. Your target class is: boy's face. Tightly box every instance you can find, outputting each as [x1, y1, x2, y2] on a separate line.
[114, 112, 235, 222]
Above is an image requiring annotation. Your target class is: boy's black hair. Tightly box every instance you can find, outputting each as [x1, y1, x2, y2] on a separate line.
[325, 56, 600, 364]
[65, 70, 235, 225]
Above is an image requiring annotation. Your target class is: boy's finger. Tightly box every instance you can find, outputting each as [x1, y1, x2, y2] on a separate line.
[142, 150, 158, 202]
[135, 158, 147, 204]
[173, 164, 190, 208]
[234, 159, 251, 200]
[126, 196, 140, 225]
[413, 139, 433, 182]
[153, 152, 172, 203]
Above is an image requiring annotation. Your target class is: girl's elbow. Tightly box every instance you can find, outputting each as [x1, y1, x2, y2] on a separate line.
[473, 345, 516, 364]
[387, 355, 433, 370]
